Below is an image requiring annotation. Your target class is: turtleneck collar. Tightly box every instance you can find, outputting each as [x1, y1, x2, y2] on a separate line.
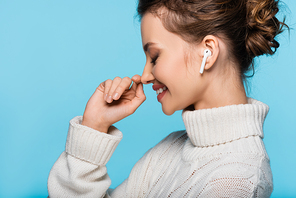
[182, 98, 269, 148]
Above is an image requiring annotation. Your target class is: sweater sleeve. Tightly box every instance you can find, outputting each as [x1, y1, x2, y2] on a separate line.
[48, 116, 123, 198]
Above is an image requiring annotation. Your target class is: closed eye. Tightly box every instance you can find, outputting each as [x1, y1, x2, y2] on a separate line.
[150, 56, 158, 65]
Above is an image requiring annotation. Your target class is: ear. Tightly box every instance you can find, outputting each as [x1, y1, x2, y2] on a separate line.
[199, 35, 219, 72]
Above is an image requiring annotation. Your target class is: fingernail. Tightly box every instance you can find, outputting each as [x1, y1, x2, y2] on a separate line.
[104, 94, 108, 101]
[107, 95, 112, 103]
[113, 93, 119, 100]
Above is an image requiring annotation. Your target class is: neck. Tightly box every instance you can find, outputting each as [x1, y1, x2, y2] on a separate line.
[194, 62, 247, 110]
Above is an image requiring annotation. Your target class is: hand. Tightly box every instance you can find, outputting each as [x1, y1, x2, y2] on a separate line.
[81, 75, 146, 133]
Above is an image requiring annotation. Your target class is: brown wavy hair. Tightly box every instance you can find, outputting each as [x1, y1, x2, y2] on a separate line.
[137, 0, 288, 78]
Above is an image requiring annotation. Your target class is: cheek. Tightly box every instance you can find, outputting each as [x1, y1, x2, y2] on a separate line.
[166, 55, 187, 76]
[168, 58, 189, 85]
[153, 52, 190, 86]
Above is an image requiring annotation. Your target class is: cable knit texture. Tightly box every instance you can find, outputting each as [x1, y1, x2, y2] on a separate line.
[48, 98, 273, 197]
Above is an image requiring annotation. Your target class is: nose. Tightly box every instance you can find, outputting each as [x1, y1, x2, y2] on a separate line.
[141, 63, 155, 84]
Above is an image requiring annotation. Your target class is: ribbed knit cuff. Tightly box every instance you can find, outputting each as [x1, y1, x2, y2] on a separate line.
[65, 116, 123, 166]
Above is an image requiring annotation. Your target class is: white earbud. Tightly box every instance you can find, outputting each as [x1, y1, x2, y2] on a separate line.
[199, 49, 212, 74]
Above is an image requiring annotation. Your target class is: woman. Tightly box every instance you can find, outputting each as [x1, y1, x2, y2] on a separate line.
[48, 0, 287, 197]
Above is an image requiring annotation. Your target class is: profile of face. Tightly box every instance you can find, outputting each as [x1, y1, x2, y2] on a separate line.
[140, 13, 208, 115]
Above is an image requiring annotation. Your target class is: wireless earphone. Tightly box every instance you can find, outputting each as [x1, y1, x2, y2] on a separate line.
[199, 49, 212, 74]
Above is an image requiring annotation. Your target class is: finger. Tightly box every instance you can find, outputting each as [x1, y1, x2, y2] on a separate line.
[135, 83, 146, 102]
[103, 79, 113, 101]
[130, 75, 142, 92]
[112, 77, 132, 100]
[129, 83, 146, 114]
[131, 74, 141, 84]
[106, 77, 122, 103]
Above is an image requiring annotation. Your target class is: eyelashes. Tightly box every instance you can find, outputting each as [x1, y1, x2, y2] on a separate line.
[150, 55, 158, 65]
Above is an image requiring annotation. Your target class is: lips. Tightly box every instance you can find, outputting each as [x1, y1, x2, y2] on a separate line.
[152, 84, 168, 102]
[152, 84, 166, 91]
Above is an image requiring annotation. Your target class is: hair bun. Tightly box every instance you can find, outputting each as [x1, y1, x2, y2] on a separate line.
[246, 0, 285, 58]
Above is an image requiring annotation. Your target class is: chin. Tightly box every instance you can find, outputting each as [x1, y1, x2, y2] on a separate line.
[162, 106, 175, 116]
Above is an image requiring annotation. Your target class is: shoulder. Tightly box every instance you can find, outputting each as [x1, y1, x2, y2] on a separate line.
[151, 130, 188, 152]
[128, 130, 188, 164]
[161, 130, 187, 143]
[130, 130, 188, 171]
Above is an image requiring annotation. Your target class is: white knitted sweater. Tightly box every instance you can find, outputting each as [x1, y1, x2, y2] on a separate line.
[48, 98, 273, 197]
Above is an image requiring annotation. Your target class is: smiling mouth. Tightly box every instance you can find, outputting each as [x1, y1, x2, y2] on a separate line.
[156, 86, 167, 95]
[152, 84, 168, 102]
[152, 84, 168, 94]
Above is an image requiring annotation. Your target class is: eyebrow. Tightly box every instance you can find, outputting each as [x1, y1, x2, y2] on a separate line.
[143, 42, 156, 52]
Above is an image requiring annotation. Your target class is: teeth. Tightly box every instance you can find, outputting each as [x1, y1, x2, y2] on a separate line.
[156, 86, 167, 95]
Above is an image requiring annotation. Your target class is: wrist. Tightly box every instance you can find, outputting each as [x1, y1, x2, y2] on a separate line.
[81, 119, 110, 133]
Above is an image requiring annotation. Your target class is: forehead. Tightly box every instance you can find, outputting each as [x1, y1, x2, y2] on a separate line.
[140, 13, 187, 50]
[140, 13, 163, 47]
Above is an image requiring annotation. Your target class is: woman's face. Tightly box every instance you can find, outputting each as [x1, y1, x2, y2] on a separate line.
[141, 12, 206, 115]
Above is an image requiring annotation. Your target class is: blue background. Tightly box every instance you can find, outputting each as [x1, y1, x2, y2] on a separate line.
[0, 0, 295, 197]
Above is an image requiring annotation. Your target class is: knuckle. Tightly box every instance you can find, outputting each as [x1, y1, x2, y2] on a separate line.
[97, 82, 105, 91]
[115, 86, 123, 92]
[113, 76, 121, 81]
[123, 77, 132, 83]
[105, 79, 112, 85]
